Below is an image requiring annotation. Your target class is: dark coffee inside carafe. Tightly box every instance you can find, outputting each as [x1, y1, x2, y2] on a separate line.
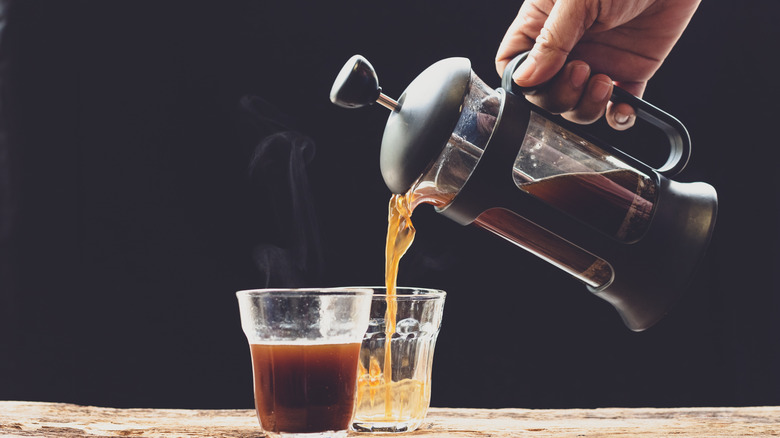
[512, 112, 657, 243]
[519, 169, 656, 242]
[473, 208, 613, 288]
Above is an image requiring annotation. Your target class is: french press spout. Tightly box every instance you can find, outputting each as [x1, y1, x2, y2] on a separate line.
[330, 54, 717, 331]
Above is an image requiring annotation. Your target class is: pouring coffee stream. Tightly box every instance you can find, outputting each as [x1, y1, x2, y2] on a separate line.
[330, 53, 717, 332]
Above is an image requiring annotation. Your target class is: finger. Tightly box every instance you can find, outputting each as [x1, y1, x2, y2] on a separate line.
[605, 81, 647, 130]
[513, 0, 598, 87]
[606, 102, 637, 130]
[495, 2, 546, 76]
[561, 74, 612, 124]
[525, 60, 591, 114]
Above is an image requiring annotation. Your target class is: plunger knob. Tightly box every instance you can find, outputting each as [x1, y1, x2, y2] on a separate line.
[330, 55, 398, 111]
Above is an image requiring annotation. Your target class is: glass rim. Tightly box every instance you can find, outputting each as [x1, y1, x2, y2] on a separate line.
[342, 286, 447, 300]
[236, 287, 374, 298]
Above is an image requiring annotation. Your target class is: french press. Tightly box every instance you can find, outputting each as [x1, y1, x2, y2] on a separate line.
[330, 53, 717, 331]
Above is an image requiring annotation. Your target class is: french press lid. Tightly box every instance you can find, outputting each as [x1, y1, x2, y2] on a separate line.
[330, 54, 472, 194]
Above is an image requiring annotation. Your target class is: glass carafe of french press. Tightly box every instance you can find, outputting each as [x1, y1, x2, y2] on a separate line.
[330, 53, 717, 331]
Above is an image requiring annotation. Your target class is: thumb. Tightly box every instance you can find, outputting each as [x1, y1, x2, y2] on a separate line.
[513, 0, 596, 87]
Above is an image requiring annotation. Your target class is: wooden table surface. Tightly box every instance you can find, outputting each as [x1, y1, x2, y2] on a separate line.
[1, 401, 778, 437]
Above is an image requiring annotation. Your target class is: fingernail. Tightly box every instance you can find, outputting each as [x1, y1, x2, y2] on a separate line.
[513, 56, 537, 83]
[570, 64, 589, 89]
[590, 80, 612, 101]
[615, 112, 635, 126]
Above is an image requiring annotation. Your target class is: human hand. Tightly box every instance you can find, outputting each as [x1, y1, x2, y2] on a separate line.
[495, 0, 700, 130]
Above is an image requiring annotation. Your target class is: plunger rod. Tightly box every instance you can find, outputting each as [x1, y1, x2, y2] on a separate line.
[377, 92, 399, 111]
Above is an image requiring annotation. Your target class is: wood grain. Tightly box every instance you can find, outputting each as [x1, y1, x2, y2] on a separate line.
[1, 401, 779, 437]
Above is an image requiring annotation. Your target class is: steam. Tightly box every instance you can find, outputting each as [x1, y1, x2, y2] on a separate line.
[242, 96, 324, 287]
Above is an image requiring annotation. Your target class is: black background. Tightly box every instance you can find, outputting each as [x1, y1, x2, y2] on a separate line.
[1, 1, 779, 409]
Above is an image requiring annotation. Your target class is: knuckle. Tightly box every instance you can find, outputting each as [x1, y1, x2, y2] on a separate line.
[534, 26, 570, 57]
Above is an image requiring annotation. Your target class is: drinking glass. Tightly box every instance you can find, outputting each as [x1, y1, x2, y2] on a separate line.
[237, 288, 372, 438]
[350, 287, 446, 433]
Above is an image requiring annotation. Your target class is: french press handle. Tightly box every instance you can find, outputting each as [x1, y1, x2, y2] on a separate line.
[501, 52, 691, 177]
